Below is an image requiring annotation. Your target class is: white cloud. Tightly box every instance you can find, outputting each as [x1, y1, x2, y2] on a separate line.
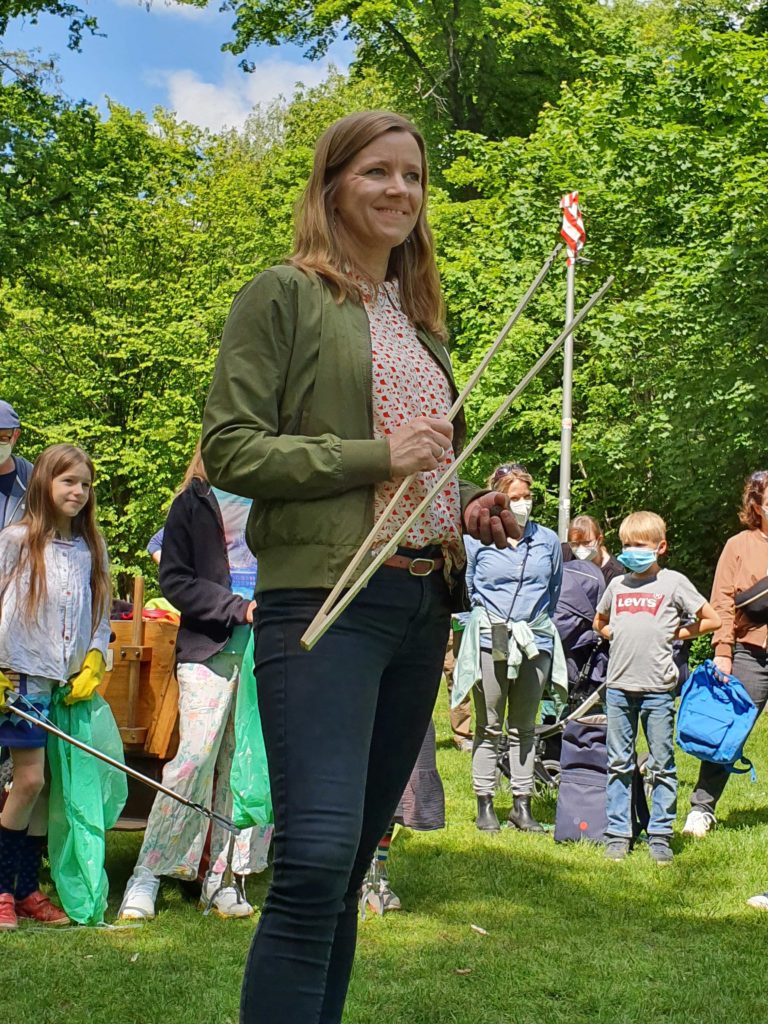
[151, 60, 333, 132]
[112, 0, 219, 20]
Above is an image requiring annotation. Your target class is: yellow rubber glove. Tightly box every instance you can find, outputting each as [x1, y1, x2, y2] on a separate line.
[65, 650, 106, 705]
[0, 669, 15, 710]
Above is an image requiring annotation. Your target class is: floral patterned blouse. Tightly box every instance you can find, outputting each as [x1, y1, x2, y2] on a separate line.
[360, 278, 464, 568]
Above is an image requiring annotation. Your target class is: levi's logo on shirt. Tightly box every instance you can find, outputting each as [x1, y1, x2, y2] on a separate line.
[615, 593, 664, 616]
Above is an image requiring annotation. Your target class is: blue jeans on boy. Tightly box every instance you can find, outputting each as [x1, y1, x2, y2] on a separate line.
[606, 688, 677, 838]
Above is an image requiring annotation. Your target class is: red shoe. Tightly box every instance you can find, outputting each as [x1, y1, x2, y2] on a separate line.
[15, 891, 70, 926]
[0, 893, 18, 930]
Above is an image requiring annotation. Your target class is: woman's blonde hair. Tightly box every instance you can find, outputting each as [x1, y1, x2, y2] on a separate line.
[618, 511, 666, 546]
[487, 462, 533, 493]
[289, 110, 446, 340]
[175, 439, 208, 495]
[10, 444, 111, 634]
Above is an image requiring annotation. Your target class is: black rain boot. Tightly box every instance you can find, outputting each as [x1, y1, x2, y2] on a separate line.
[508, 795, 544, 833]
[476, 795, 501, 832]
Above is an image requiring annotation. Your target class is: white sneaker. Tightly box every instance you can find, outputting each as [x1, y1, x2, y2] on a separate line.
[747, 892, 768, 910]
[118, 867, 160, 920]
[682, 810, 716, 838]
[201, 871, 254, 919]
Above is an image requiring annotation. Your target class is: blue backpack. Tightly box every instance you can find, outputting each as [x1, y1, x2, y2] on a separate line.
[676, 660, 758, 778]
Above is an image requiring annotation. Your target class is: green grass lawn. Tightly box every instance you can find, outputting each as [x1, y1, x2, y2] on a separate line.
[5, 706, 768, 1024]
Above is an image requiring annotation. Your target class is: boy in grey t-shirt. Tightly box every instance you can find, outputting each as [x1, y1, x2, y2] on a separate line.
[594, 512, 720, 864]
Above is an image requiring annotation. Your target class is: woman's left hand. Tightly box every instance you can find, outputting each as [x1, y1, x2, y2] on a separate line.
[464, 492, 523, 548]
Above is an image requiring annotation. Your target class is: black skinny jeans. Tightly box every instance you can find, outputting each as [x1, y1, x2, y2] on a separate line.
[690, 643, 768, 814]
[240, 566, 450, 1024]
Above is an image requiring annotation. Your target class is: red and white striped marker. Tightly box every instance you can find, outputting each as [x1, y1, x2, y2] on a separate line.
[560, 191, 586, 265]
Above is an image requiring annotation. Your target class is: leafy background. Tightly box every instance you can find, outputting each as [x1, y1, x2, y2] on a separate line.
[1, 2, 767, 595]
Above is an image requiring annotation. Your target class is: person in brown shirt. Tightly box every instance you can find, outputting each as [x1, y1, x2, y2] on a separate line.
[684, 469, 768, 839]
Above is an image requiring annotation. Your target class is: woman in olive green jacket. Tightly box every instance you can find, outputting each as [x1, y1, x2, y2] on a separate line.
[203, 110, 518, 1024]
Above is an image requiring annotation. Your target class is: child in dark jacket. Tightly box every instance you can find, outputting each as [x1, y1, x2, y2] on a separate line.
[118, 443, 271, 921]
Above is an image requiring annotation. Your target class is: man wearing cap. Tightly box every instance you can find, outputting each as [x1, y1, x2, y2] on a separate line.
[0, 401, 33, 529]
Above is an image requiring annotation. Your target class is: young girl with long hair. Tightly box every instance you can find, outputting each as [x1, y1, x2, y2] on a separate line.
[0, 444, 111, 930]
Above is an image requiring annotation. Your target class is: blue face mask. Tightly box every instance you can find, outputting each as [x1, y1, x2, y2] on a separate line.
[617, 547, 659, 573]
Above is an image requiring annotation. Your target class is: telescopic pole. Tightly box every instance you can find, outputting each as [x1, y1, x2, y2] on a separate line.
[4, 692, 241, 835]
[557, 254, 576, 541]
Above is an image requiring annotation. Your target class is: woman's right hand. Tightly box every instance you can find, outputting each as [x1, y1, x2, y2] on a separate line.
[387, 417, 454, 478]
[713, 655, 732, 675]
[246, 600, 257, 624]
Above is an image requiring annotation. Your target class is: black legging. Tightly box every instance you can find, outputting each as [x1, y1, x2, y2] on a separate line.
[240, 568, 449, 1024]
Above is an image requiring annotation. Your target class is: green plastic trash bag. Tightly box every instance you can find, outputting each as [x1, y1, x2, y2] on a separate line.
[231, 632, 273, 829]
[47, 691, 128, 925]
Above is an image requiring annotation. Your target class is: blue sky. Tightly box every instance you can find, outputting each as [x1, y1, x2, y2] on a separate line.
[4, 0, 352, 130]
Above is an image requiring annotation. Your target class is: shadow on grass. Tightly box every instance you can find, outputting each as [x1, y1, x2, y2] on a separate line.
[351, 836, 768, 1024]
[718, 805, 768, 829]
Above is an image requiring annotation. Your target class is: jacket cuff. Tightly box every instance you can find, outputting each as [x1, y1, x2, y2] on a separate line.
[340, 439, 391, 488]
[459, 484, 489, 520]
[714, 641, 733, 658]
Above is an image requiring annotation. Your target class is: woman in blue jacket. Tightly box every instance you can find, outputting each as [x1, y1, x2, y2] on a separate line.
[467, 463, 563, 832]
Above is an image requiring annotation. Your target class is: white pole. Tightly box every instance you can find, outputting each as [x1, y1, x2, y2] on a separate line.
[557, 252, 576, 541]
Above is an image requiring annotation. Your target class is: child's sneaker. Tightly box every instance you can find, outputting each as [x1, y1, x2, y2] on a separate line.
[15, 891, 69, 925]
[118, 866, 160, 920]
[604, 838, 630, 861]
[682, 810, 716, 838]
[0, 893, 17, 930]
[200, 871, 254, 919]
[648, 837, 674, 864]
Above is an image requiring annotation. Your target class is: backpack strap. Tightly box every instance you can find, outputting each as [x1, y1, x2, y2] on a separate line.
[726, 756, 757, 782]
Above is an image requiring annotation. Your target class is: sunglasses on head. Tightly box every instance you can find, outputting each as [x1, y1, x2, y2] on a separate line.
[492, 463, 528, 484]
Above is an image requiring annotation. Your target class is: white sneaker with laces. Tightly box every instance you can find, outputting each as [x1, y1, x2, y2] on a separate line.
[747, 892, 768, 910]
[118, 866, 160, 920]
[201, 871, 254, 919]
[682, 809, 716, 838]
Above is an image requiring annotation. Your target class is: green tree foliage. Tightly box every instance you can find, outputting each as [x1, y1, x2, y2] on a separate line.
[0, 71, 392, 593]
[2, 16, 766, 595]
[0, 1, 98, 50]
[214, 0, 604, 139]
[431, 28, 768, 586]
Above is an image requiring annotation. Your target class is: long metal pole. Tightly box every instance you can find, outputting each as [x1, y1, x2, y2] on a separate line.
[4, 693, 241, 834]
[301, 243, 563, 642]
[557, 254, 576, 541]
[301, 275, 614, 650]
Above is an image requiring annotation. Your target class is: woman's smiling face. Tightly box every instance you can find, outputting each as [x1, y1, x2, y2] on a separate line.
[333, 129, 423, 268]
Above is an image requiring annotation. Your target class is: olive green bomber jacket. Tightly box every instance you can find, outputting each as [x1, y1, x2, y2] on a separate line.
[202, 264, 483, 593]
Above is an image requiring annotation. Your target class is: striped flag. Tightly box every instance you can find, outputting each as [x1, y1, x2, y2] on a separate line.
[560, 192, 586, 265]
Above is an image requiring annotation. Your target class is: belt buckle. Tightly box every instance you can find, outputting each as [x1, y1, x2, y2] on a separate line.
[409, 557, 435, 577]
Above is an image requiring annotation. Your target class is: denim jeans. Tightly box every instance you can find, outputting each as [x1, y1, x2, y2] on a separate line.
[240, 566, 450, 1024]
[606, 688, 677, 838]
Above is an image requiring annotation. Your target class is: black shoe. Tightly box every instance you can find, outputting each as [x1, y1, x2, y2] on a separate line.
[475, 794, 501, 832]
[508, 796, 545, 833]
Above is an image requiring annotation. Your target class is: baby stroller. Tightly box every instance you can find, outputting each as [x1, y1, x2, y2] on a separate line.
[496, 674, 607, 799]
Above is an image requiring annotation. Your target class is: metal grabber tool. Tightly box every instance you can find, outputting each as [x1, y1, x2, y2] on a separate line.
[3, 691, 241, 837]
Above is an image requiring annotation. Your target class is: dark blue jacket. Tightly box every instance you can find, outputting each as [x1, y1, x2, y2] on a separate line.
[0, 455, 33, 528]
[159, 478, 251, 665]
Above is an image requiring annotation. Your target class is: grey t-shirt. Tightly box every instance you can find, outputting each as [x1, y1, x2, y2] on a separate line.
[597, 568, 706, 693]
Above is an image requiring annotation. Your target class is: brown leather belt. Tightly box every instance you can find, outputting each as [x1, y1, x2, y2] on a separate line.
[383, 553, 445, 576]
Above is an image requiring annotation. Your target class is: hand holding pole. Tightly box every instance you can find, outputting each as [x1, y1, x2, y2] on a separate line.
[301, 242, 564, 643]
[301, 274, 615, 650]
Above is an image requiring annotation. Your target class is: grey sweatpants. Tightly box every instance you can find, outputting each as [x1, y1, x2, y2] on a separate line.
[472, 649, 552, 797]
[690, 643, 768, 814]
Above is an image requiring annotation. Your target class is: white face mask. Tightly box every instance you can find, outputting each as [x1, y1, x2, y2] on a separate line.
[509, 498, 533, 528]
[573, 544, 598, 561]
[0, 442, 13, 464]
[761, 505, 768, 521]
